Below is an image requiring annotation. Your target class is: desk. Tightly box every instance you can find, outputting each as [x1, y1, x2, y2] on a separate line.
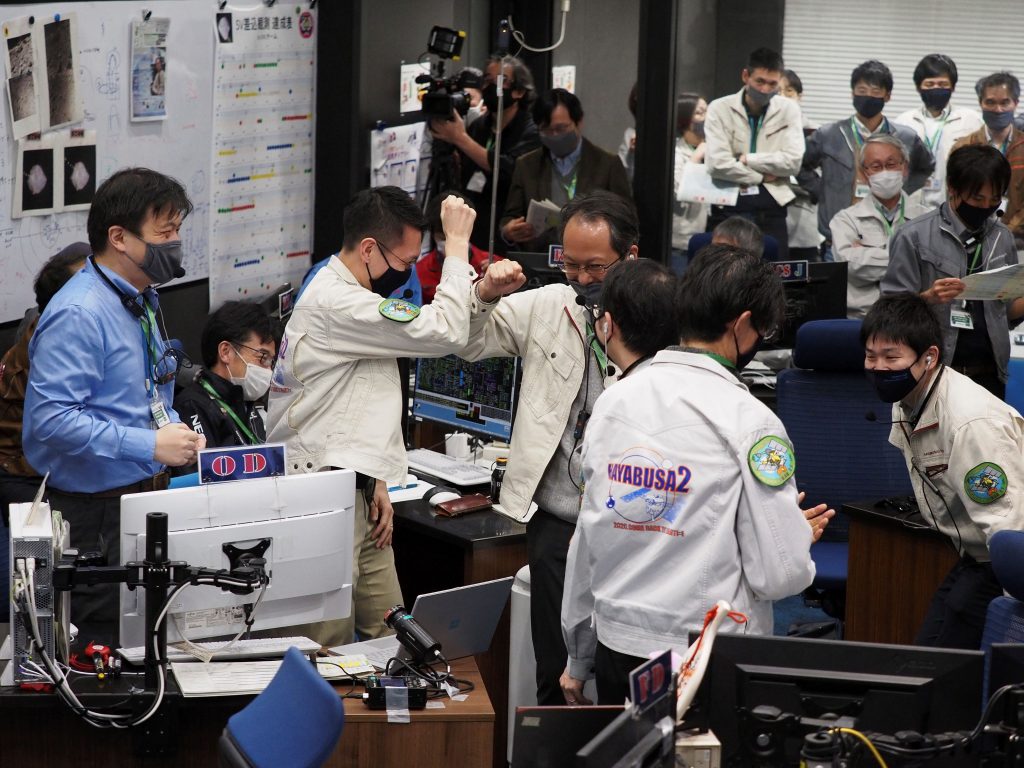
[843, 499, 959, 645]
[0, 644, 493, 768]
[392, 496, 527, 768]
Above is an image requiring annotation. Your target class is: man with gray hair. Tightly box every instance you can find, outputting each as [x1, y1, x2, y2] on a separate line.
[830, 134, 928, 318]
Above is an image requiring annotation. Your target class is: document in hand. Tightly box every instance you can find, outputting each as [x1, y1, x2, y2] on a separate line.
[526, 198, 562, 234]
[678, 163, 739, 206]
[959, 263, 1024, 301]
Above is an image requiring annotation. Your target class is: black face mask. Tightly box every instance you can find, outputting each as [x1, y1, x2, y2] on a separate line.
[920, 88, 952, 112]
[734, 327, 763, 371]
[955, 200, 999, 232]
[571, 280, 604, 316]
[853, 94, 885, 119]
[482, 83, 515, 113]
[867, 357, 921, 403]
[367, 243, 411, 299]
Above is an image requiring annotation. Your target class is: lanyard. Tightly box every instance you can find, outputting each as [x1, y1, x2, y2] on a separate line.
[849, 117, 887, 148]
[968, 241, 984, 274]
[748, 114, 764, 153]
[585, 323, 608, 373]
[680, 346, 735, 370]
[139, 302, 162, 396]
[559, 169, 578, 200]
[923, 112, 949, 152]
[876, 198, 906, 238]
[199, 377, 258, 445]
[999, 136, 1010, 156]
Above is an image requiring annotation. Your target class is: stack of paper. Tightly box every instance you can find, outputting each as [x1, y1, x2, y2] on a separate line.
[171, 660, 282, 697]
[526, 199, 562, 234]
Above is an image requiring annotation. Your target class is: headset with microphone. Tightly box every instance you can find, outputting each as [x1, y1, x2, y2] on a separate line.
[574, 293, 618, 378]
[91, 256, 148, 319]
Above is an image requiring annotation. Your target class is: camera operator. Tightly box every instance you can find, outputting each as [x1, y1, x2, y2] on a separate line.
[430, 54, 540, 255]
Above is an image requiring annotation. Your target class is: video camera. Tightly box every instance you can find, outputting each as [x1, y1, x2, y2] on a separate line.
[417, 25, 480, 120]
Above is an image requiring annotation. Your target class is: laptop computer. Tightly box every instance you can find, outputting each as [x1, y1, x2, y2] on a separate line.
[330, 576, 514, 668]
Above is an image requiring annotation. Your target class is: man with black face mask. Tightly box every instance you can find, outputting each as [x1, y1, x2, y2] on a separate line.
[429, 54, 540, 255]
[265, 187, 523, 647]
[800, 60, 934, 260]
[883, 144, 1024, 399]
[500, 88, 631, 253]
[24, 168, 204, 646]
[952, 72, 1024, 245]
[862, 292, 1024, 649]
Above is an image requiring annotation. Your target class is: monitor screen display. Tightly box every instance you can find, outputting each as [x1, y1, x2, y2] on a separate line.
[412, 355, 520, 441]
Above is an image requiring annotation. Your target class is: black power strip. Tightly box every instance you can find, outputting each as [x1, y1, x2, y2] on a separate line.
[363, 675, 429, 710]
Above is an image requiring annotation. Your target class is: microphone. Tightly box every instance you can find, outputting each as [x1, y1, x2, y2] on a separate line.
[172, 264, 186, 279]
[575, 294, 586, 306]
[864, 410, 913, 427]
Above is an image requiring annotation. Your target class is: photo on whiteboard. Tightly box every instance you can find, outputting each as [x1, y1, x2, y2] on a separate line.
[63, 141, 96, 211]
[3, 20, 41, 139]
[19, 147, 54, 215]
[130, 16, 169, 122]
[42, 15, 83, 129]
[216, 13, 233, 44]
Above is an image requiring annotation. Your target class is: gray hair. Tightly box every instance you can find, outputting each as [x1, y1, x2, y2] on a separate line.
[859, 134, 909, 169]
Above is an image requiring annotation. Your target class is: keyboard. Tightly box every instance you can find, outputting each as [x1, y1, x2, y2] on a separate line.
[118, 635, 321, 665]
[406, 448, 492, 487]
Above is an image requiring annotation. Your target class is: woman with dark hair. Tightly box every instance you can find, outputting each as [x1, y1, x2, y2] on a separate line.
[672, 92, 709, 273]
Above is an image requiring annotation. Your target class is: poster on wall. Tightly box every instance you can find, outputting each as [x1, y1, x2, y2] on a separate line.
[61, 129, 97, 212]
[13, 128, 97, 218]
[130, 16, 170, 121]
[552, 64, 576, 93]
[38, 13, 83, 130]
[2, 15, 41, 139]
[370, 122, 424, 196]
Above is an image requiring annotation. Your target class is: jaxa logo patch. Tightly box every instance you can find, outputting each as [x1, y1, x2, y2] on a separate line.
[747, 436, 795, 487]
[964, 462, 1008, 504]
[378, 298, 420, 322]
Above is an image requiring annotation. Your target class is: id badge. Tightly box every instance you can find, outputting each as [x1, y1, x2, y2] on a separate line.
[854, 182, 870, 200]
[950, 308, 974, 330]
[466, 171, 486, 193]
[739, 185, 760, 197]
[150, 396, 171, 429]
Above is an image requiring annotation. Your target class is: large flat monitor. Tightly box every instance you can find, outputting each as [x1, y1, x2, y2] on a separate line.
[412, 354, 520, 442]
[119, 470, 355, 648]
[693, 633, 983, 767]
[769, 261, 848, 350]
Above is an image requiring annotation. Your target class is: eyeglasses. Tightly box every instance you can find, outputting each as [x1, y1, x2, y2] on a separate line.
[865, 161, 905, 173]
[376, 240, 418, 269]
[233, 342, 276, 369]
[539, 123, 576, 137]
[153, 347, 192, 385]
[559, 257, 623, 277]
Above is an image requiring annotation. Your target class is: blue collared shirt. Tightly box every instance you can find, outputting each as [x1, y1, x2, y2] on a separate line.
[552, 137, 583, 178]
[24, 259, 178, 493]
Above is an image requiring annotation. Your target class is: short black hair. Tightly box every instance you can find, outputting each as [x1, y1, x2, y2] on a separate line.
[201, 300, 277, 369]
[341, 186, 426, 251]
[34, 242, 90, 311]
[913, 54, 958, 88]
[533, 88, 583, 128]
[782, 69, 803, 94]
[712, 216, 764, 257]
[946, 144, 1012, 199]
[676, 92, 704, 134]
[426, 190, 475, 235]
[676, 244, 785, 343]
[861, 292, 943, 363]
[600, 259, 678, 358]
[455, 66, 483, 90]
[976, 71, 1021, 103]
[487, 54, 536, 106]
[851, 60, 893, 93]
[87, 168, 193, 254]
[559, 191, 639, 257]
[747, 47, 784, 73]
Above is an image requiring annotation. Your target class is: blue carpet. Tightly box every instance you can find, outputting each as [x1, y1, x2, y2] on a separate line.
[773, 594, 833, 636]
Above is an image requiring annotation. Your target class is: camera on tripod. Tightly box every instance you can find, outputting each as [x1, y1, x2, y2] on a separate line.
[417, 25, 480, 120]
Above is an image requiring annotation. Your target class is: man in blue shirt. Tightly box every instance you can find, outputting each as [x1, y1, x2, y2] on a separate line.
[24, 167, 205, 643]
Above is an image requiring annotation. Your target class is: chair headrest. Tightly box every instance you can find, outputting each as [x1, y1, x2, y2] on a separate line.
[991, 530, 1024, 602]
[792, 319, 865, 372]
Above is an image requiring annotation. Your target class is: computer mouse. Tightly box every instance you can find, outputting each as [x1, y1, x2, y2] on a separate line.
[423, 486, 461, 506]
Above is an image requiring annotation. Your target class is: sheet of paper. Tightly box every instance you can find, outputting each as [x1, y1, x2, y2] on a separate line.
[329, 637, 401, 670]
[130, 16, 170, 122]
[959, 263, 1024, 301]
[171, 660, 282, 697]
[677, 163, 739, 206]
[371, 122, 425, 194]
[526, 198, 561, 234]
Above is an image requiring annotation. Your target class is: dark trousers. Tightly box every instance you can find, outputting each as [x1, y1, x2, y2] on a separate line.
[527, 509, 576, 706]
[595, 641, 647, 705]
[48, 489, 124, 648]
[915, 557, 1003, 649]
[709, 187, 790, 260]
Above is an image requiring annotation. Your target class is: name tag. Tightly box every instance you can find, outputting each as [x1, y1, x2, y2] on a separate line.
[854, 182, 870, 200]
[466, 171, 486, 193]
[150, 397, 171, 429]
[739, 185, 760, 197]
[548, 243, 564, 268]
[199, 443, 287, 484]
[950, 308, 974, 330]
[924, 176, 942, 192]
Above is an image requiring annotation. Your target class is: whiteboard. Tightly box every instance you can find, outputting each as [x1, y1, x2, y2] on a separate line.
[0, 0, 213, 323]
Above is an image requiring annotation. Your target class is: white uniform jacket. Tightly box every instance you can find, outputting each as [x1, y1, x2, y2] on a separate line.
[461, 283, 593, 519]
[889, 366, 1024, 562]
[894, 106, 984, 210]
[561, 350, 816, 680]
[705, 89, 805, 207]
[265, 255, 476, 485]
[830, 193, 929, 319]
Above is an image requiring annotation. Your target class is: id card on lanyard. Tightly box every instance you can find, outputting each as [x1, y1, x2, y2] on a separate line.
[141, 302, 171, 429]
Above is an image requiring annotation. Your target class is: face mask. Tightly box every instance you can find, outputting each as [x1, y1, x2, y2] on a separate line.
[982, 109, 1014, 131]
[367, 242, 411, 298]
[435, 239, 446, 257]
[733, 326, 763, 371]
[868, 170, 904, 199]
[482, 83, 514, 113]
[867, 358, 921, 403]
[540, 129, 580, 158]
[230, 347, 273, 401]
[745, 86, 774, 109]
[955, 200, 999, 231]
[920, 88, 952, 112]
[689, 120, 705, 139]
[465, 104, 484, 125]
[135, 239, 185, 286]
[571, 280, 604, 316]
[853, 94, 885, 119]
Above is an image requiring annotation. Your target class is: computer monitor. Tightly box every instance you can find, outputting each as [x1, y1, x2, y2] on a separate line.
[693, 633, 984, 766]
[119, 470, 355, 648]
[575, 708, 676, 768]
[511, 705, 624, 768]
[412, 354, 520, 442]
[769, 261, 848, 349]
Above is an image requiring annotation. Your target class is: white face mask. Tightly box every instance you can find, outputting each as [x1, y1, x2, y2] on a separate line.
[229, 346, 272, 401]
[867, 169, 904, 200]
